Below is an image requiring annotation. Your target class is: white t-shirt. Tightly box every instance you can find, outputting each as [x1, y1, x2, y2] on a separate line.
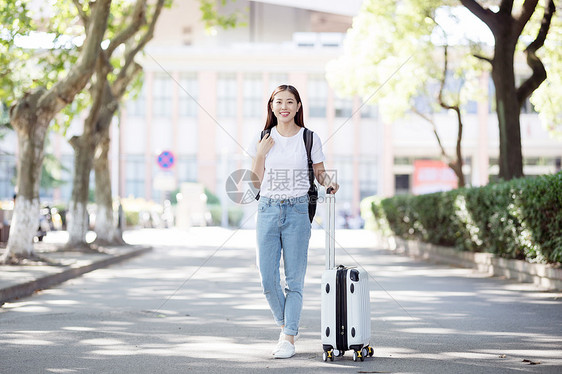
[247, 126, 325, 199]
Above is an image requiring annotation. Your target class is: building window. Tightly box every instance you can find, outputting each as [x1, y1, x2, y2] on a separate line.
[217, 73, 237, 118]
[334, 95, 353, 118]
[217, 155, 239, 201]
[488, 76, 495, 113]
[516, 75, 538, 114]
[293, 32, 316, 47]
[394, 156, 412, 165]
[268, 73, 289, 93]
[178, 155, 198, 183]
[38, 154, 74, 201]
[395, 174, 410, 195]
[359, 156, 378, 200]
[125, 155, 145, 198]
[308, 76, 328, 117]
[127, 85, 146, 117]
[521, 97, 537, 114]
[331, 155, 353, 203]
[57, 155, 74, 203]
[244, 73, 263, 118]
[465, 100, 478, 114]
[412, 94, 434, 114]
[293, 32, 344, 48]
[0, 154, 16, 199]
[361, 103, 377, 119]
[153, 73, 173, 117]
[179, 73, 198, 118]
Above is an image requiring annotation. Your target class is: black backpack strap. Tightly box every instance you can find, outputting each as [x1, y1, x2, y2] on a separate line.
[260, 128, 271, 140]
[303, 128, 315, 190]
[303, 128, 318, 223]
[255, 128, 272, 201]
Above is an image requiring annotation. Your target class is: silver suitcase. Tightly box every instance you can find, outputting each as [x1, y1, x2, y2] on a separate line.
[321, 191, 373, 362]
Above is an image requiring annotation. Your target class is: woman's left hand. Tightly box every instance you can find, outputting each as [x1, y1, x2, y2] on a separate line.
[326, 183, 339, 194]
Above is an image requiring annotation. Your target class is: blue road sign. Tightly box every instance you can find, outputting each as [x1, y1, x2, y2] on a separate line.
[157, 150, 175, 169]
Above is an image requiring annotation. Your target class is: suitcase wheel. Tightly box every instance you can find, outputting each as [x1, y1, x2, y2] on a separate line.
[352, 350, 365, 362]
[367, 346, 374, 357]
[322, 350, 334, 362]
[361, 347, 369, 358]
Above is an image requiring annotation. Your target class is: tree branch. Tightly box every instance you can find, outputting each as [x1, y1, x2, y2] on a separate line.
[516, 0, 556, 106]
[499, 0, 515, 15]
[106, 0, 147, 57]
[459, 0, 497, 32]
[72, 0, 88, 27]
[113, 62, 142, 99]
[514, 0, 540, 36]
[115, 0, 165, 87]
[436, 43, 466, 186]
[438, 44, 458, 111]
[473, 53, 493, 65]
[96, 61, 142, 137]
[451, 105, 465, 187]
[85, 56, 113, 136]
[39, 0, 111, 115]
[412, 107, 450, 162]
[97, 62, 142, 136]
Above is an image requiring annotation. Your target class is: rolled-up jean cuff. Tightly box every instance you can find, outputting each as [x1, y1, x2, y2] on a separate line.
[283, 327, 298, 336]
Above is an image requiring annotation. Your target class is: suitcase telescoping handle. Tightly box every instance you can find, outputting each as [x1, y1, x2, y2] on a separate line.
[325, 187, 336, 270]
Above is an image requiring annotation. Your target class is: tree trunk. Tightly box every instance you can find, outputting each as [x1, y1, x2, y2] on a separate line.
[93, 121, 124, 245]
[66, 53, 113, 249]
[88, 0, 164, 245]
[492, 28, 523, 180]
[0, 0, 111, 263]
[67, 135, 97, 247]
[451, 108, 465, 188]
[412, 105, 465, 188]
[66, 61, 108, 248]
[431, 119, 465, 188]
[1, 91, 48, 262]
[448, 160, 465, 188]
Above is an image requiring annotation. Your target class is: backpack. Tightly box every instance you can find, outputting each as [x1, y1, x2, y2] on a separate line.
[255, 127, 318, 223]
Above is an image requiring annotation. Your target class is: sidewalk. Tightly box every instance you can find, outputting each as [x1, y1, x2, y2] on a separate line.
[1, 228, 561, 373]
[0, 231, 151, 305]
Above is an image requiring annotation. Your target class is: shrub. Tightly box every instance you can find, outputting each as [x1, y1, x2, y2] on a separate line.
[366, 172, 562, 264]
[125, 210, 139, 227]
[207, 204, 245, 227]
[512, 173, 562, 263]
[360, 196, 378, 232]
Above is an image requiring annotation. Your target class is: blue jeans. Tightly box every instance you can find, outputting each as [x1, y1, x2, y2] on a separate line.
[256, 195, 311, 336]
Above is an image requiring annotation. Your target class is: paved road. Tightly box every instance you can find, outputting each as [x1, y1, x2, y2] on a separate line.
[1, 228, 561, 374]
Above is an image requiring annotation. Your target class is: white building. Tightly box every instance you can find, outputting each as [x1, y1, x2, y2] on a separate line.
[0, 0, 560, 226]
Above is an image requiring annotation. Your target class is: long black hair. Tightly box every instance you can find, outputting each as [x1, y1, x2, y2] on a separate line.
[264, 85, 305, 130]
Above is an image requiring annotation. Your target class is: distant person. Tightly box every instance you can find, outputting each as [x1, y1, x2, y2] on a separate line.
[247, 84, 339, 358]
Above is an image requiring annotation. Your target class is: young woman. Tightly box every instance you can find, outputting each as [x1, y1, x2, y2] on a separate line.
[247, 85, 339, 358]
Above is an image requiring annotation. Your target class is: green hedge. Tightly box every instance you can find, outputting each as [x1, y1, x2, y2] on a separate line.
[207, 204, 244, 227]
[364, 172, 562, 264]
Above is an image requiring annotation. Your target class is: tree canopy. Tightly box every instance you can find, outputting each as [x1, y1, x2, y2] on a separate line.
[328, 0, 559, 180]
[527, 3, 561, 138]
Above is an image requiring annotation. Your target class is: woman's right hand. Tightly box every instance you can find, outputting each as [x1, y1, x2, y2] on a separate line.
[256, 132, 274, 157]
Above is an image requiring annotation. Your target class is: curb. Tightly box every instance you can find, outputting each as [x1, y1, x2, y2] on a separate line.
[379, 235, 562, 291]
[0, 245, 152, 304]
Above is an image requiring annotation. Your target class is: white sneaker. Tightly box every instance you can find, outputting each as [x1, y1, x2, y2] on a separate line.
[274, 340, 295, 359]
[272, 331, 285, 355]
[272, 332, 299, 355]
